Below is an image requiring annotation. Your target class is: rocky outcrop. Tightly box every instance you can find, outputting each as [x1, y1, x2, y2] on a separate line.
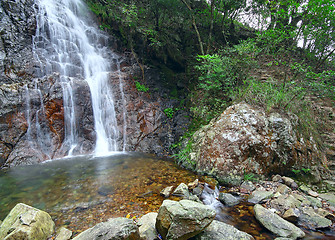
[0, 203, 55, 240]
[72, 217, 140, 240]
[184, 103, 325, 185]
[155, 199, 216, 240]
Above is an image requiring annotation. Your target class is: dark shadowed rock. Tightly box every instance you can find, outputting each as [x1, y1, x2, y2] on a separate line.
[155, 199, 216, 240]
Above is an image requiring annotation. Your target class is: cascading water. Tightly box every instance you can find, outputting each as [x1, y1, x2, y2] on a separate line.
[30, 0, 126, 157]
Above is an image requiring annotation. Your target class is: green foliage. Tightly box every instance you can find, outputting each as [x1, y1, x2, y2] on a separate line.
[191, 40, 258, 122]
[172, 139, 196, 170]
[135, 81, 149, 92]
[164, 108, 178, 119]
[243, 172, 257, 181]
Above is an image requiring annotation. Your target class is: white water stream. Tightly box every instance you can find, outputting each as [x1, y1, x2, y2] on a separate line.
[30, 0, 126, 157]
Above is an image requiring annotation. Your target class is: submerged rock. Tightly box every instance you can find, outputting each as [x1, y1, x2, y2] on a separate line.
[72, 217, 140, 240]
[0, 203, 55, 240]
[254, 204, 305, 239]
[193, 220, 254, 240]
[155, 199, 216, 240]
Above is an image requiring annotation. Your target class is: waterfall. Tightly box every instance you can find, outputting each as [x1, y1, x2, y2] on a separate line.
[30, 0, 126, 157]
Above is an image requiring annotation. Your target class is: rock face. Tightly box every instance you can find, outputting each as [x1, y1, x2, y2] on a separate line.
[155, 199, 216, 240]
[0, 203, 55, 240]
[193, 220, 254, 240]
[254, 204, 305, 239]
[185, 103, 323, 185]
[0, 0, 36, 84]
[72, 217, 140, 240]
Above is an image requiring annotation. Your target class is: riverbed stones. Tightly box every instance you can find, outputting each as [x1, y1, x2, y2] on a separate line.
[219, 192, 241, 206]
[72, 217, 140, 240]
[319, 192, 335, 207]
[0, 203, 55, 240]
[297, 207, 332, 230]
[193, 220, 254, 240]
[138, 212, 158, 240]
[160, 186, 174, 198]
[155, 199, 216, 240]
[254, 204, 305, 239]
[282, 177, 298, 189]
[240, 181, 256, 193]
[172, 183, 190, 199]
[248, 190, 274, 204]
[282, 208, 299, 222]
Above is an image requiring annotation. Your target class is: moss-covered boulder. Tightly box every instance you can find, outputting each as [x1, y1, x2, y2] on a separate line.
[0, 203, 55, 240]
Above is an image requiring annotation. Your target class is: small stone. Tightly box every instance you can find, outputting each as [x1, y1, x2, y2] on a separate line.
[282, 177, 297, 189]
[188, 179, 199, 189]
[276, 184, 291, 194]
[192, 185, 204, 197]
[319, 192, 335, 207]
[172, 183, 190, 199]
[316, 208, 335, 221]
[272, 175, 282, 182]
[248, 190, 274, 204]
[218, 193, 241, 207]
[305, 196, 322, 208]
[55, 227, 72, 240]
[240, 181, 256, 193]
[307, 190, 319, 198]
[282, 208, 299, 222]
[160, 186, 174, 198]
[299, 185, 310, 194]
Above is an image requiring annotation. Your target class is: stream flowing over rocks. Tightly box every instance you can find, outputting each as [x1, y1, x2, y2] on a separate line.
[1, 176, 334, 239]
[183, 102, 329, 185]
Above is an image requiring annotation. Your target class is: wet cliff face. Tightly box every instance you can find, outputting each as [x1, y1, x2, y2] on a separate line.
[0, 0, 187, 168]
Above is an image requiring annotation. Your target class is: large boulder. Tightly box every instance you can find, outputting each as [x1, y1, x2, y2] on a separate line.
[254, 204, 305, 239]
[0, 203, 55, 240]
[193, 220, 254, 240]
[184, 103, 323, 185]
[72, 217, 140, 240]
[155, 199, 216, 240]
